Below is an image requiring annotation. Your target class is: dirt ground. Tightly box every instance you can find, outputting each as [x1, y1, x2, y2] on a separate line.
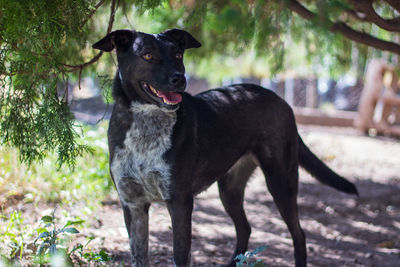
[85, 125, 399, 266]
[6, 125, 399, 266]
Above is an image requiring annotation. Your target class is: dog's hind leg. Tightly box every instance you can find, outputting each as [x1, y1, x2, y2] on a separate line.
[218, 155, 257, 267]
[254, 147, 307, 267]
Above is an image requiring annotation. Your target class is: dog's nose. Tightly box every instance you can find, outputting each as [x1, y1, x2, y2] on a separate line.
[169, 73, 186, 90]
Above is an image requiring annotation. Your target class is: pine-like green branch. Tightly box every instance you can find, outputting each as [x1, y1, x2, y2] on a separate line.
[0, 0, 116, 167]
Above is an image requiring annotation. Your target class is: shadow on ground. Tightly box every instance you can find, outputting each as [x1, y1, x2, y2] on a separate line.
[105, 176, 399, 266]
[102, 126, 400, 266]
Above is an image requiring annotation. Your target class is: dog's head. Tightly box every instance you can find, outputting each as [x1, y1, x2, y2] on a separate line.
[93, 29, 201, 110]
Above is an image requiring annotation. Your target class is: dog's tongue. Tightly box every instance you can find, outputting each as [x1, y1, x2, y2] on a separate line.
[157, 91, 182, 104]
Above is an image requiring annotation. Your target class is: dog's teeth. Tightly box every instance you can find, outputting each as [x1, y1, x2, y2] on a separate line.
[149, 85, 157, 94]
[148, 84, 174, 105]
[163, 98, 173, 105]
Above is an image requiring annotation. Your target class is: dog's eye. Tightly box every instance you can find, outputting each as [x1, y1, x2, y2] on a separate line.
[176, 53, 183, 59]
[143, 53, 153, 60]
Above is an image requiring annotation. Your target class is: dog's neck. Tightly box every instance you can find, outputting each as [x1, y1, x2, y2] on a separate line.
[129, 101, 177, 130]
[112, 71, 147, 108]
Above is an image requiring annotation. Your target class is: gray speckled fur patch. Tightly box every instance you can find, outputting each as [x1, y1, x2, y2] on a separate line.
[111, 102, 176, 204]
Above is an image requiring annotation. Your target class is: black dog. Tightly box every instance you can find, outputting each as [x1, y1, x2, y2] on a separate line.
[93, 28, 358, 267]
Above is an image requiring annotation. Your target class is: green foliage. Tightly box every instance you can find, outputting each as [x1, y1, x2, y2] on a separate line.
[0, 123, 112, 206]
[127, 0, 372, 80]
[0, 211, 31, 262]
[1, 124, 112, 264]
[0, 0, 101, 167]
[34, 208, 79, 265]
[0, 209, 111, 266]
[98, 75, 114, 104]
[234, 245, 268, 267]
[69, 238, 112, 267]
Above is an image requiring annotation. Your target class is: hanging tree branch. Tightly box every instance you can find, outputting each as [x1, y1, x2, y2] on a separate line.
[62, 0, 118, 72]
[383, 0, 400, 13]
[348, 0, 400, 32]
[0, 0, 123, 167]
[287, 0, 400, 55]
[79, 0, 107, 28]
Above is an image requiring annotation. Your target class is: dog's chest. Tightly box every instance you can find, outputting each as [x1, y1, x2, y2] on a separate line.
[110, 103, 176, 203]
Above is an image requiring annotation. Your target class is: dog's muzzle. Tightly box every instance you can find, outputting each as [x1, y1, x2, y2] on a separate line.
[141, 82, 183, 106]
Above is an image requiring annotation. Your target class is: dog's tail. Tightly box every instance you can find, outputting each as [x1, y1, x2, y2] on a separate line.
[298, 135, 359, 196]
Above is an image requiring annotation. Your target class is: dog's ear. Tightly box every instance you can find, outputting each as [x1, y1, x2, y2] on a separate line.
[93, 30, 135, 52]
[161, 29, 201, 50]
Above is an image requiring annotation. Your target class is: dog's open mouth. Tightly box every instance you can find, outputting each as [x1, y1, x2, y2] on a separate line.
[141, 82, 182, 106]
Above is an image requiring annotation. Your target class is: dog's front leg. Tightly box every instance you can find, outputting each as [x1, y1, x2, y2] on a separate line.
[122, 202, 150, 267]
[167, 195, 194, 267]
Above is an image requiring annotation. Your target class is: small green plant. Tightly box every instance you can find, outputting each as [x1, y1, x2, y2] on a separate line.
[32, 207, 111, 266]
[235, 245, 268, 267]
[0, 255, 13, 267]
[69, 237, 111, 267]
[33, 207, 83, 265]
[0, 208, 112, 266]
[0, 211, 32, 262]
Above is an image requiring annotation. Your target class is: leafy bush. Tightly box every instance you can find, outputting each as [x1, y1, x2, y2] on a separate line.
[0, 208, 111, 266]
[0, 123, 114, 265]
[34, 207, 82, 265]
